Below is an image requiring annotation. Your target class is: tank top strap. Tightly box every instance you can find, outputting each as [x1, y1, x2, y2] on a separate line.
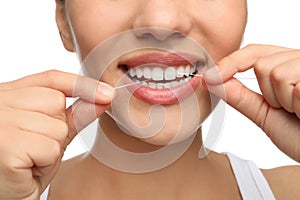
[226, 152, 276, 200]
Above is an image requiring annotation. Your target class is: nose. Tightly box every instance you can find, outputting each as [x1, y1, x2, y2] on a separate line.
[132, 1, 192, 40]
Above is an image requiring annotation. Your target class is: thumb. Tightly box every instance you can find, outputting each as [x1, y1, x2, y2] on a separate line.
[64, 78, 115, 145]
[204, 77, 269, 128]
[65, 99, 111, 145]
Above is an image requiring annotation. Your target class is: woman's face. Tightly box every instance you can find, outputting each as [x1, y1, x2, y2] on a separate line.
[57, 0, 247, 145]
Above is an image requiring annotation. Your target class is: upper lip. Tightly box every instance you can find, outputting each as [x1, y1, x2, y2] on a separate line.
[118, 51, 206, 69]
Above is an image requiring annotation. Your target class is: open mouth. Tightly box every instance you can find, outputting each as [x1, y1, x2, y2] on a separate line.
[120, 62, 202, 89]
[118, 52, 206, 105]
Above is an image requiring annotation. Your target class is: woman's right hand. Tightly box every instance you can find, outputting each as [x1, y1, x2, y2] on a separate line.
[0, 70, 115, 200]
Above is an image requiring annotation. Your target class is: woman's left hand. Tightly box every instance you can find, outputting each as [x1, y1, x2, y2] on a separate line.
[203, 44, 300, 162]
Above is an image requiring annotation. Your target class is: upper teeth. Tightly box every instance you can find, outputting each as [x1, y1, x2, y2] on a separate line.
[128, 65, 196, 82]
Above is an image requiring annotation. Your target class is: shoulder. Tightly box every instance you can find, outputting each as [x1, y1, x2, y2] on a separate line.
[262, 165, 300, 200]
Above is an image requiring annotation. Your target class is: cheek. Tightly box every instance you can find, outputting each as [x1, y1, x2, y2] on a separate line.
[210, 14, 246, 61]
[191, 1, 247, 62]
[66, 1, 137, 60]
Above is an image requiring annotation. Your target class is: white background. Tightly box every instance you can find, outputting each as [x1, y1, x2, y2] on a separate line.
[0, 0, 299, 168]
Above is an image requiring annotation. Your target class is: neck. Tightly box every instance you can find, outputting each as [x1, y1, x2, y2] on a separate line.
[89, 113, 209, 173]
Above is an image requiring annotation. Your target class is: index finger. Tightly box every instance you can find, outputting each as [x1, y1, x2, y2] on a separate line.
[203, 44, 291, 84]
[0, 70, 115, 104]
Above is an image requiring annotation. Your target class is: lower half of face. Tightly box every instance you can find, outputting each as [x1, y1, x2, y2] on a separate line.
[62, 0, 247, 145]
[100, 57, 213, 145]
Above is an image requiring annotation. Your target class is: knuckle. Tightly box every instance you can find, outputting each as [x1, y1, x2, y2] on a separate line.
[270, 67, 284, 84]
[253, 57, 268, 77]
[57, 120, 69, 140]
[243, 44, 261, 56]
[48, 139, 63, 159]
[234, 86, 247, 108]
[43, 88, 66, 114]
[244, 44, 255, 51]
[245, 43, 261, 50]
[41, 70, 60, 86]
[0, 151, 24, 176]
[2, 163, 17, 177]
[53, 90, 66, 109]
[253, 101, 270, 133]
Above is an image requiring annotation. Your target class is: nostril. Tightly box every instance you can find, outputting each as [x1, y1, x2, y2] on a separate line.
[133, 27, 182, 41]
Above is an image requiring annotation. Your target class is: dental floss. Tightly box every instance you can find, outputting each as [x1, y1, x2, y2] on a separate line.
[177, 72, 257, 80]
[114, 82, 141, 90]
[115, 73, 257, 90]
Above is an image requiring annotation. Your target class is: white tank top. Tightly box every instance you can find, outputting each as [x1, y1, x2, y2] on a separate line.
[40, 153, 276, 199]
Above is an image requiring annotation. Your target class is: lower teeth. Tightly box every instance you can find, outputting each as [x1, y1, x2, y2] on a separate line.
[133, 76, 192, 89]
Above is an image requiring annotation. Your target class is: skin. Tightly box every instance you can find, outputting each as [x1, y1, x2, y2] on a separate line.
[0, 0, 299, 199]
[58, 0, 247, 146]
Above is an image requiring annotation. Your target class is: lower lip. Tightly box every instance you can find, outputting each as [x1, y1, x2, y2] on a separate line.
[123, 75, 201, 105]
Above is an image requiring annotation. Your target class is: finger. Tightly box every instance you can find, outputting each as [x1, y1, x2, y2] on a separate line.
[0, 70, 115, 104]
[22, 132, 63, 192]
[0, 129, 63, 189]
[1, 108, 68, 147]
[0, 87, 66, 119]
[65, 99, 110, 145]
[22, 131, 63, 171]
[205, 78, 300, 162]
[293, 82, 300, 118]
[205, 78, 269, 128]
[270, 58, 300, 112]
[36, 152, 63, 192]
[254, 50, 300, 108]
[204, 44, 291, 84]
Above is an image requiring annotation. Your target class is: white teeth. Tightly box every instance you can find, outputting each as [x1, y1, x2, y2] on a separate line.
[128, 64, 197, 89]
[141, 81, 147, 86]
[157, 83, 164, 89]
[192, 65, 196, 73]
[165, 67, 177, 81]
[184, 66, 190, 76]
[177, 66, 185, 78]
[164, 82, 171, 88]
[152, 68, 164, 81]
[143, 67, 151, 79]
[136, 68, 143, 78]
[171, 81, 179, 87]
[149, 82, 156, 89]
[129, 69, 136, 77]
[133, 77, 192, 89]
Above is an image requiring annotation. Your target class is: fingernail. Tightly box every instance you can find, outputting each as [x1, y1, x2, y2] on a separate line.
[97, 82, 115, 99]
[203, 66, 222, 83]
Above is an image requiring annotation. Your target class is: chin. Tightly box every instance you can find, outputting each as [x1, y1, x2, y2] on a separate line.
[139, 128, 198, 146]
[116, 103, 206, 146]
[109, 85, 212, 146]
